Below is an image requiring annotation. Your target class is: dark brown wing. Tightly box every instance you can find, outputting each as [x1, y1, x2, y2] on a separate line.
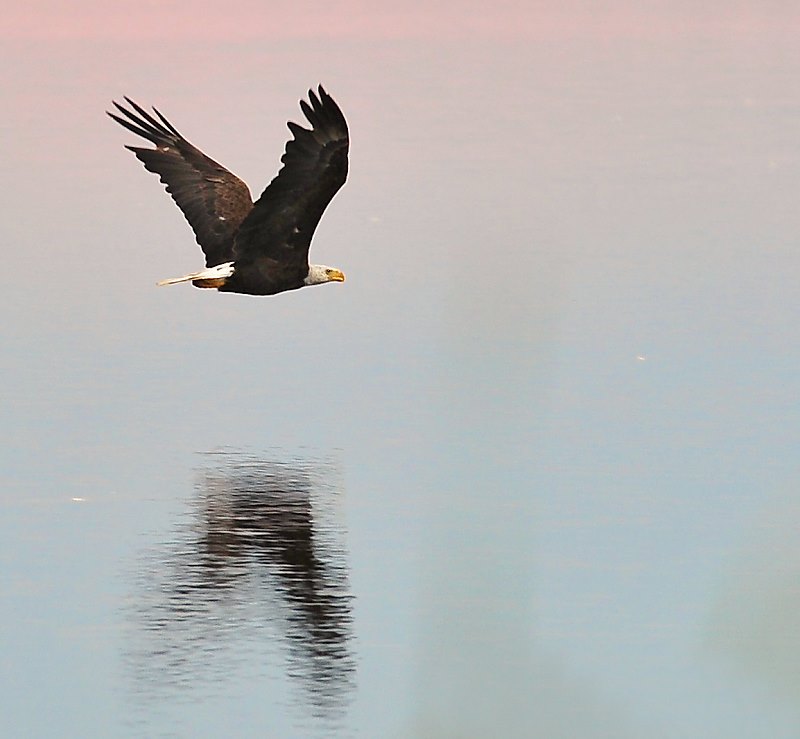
[232, 86, 349, 269]
[107, 98, 253, 267]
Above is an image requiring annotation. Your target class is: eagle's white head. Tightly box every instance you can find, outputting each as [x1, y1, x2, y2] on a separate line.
[304, 264, 346, 286]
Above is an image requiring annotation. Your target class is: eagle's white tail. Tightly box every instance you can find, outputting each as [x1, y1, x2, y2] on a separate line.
[157, 261, 235, 286]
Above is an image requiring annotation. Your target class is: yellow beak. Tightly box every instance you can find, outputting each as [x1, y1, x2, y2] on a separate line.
[328, 269, 346, 282]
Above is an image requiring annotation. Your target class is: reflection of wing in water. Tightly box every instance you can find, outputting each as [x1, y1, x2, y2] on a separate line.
[199, 455, 354, 689]
[125, 451, 354, 724]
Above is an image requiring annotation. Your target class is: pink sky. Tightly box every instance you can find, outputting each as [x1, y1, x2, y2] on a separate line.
[4, 1, 800, 42]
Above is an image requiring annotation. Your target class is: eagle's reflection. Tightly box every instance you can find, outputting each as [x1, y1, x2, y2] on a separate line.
[127, 451, 354, 719]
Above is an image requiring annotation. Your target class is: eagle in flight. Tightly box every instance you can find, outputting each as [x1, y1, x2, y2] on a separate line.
[108, 86, 348, 296]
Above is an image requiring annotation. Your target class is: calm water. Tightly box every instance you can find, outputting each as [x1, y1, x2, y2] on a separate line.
[3, 13, 800, 738]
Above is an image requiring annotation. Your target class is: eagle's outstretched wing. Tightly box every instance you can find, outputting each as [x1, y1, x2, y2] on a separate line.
[108, 98, 253, 267]
[233, 86, 349, 268]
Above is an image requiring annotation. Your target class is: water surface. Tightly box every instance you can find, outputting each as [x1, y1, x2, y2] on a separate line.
[2, 9, 800, 737]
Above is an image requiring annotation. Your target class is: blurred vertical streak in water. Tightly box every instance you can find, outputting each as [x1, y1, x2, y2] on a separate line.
[124, 450, 355, 728]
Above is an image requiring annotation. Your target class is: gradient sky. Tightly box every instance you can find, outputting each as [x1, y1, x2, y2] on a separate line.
[4, 1, 800, 41]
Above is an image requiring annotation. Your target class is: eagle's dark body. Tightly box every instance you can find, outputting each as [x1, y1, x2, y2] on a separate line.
[108, 87, 349, 295]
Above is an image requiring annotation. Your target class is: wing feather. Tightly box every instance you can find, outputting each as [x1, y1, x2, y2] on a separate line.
[107, 99, 253, 266]
[233, 86, 349, 267]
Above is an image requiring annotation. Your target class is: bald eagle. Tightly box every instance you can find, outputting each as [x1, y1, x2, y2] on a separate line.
[107, 86, 348, 295]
